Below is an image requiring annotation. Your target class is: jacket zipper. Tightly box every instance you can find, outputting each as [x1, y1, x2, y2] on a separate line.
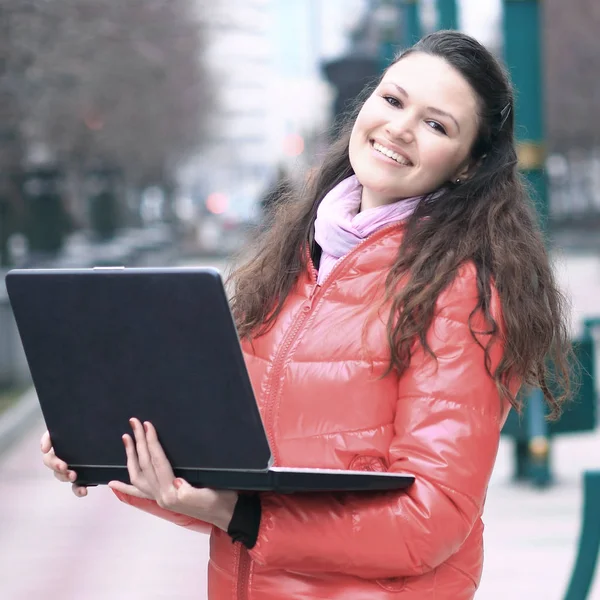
[306, 244, 318, 284]
[266, 222, 404, 465]
[236, 223, 404, 599]
[263, 289, 316, 465]
[236, 546, 251, 600]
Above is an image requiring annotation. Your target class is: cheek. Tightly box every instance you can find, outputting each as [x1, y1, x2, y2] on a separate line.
[419, 140, 462, 178]
[349, 111, 373, 163]
[353, 101, 379, 137]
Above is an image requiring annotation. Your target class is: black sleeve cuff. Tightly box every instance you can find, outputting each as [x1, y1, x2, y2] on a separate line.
[227, 493, 262, 549]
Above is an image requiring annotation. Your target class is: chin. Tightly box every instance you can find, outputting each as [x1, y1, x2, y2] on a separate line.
[357, 174, 409, 200]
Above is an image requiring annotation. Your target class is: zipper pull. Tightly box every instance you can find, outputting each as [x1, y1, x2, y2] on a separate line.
[302, 285, 320, 312]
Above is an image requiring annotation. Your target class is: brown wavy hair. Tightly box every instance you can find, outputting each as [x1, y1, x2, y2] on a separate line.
[228, 31, 573, 418]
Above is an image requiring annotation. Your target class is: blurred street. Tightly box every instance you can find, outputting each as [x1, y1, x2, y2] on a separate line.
[1, 0, 600, 597]
[0, 252, 598, 600]
[0, 421, 210, 600]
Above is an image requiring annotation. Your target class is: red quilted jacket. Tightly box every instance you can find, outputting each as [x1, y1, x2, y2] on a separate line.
[114, 224, 513, 599]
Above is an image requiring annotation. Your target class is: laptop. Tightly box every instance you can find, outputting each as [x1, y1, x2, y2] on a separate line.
[6, 267, 414, 493]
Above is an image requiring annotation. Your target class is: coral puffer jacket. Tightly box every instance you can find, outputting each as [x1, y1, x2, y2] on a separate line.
[114, 224, 513, 599]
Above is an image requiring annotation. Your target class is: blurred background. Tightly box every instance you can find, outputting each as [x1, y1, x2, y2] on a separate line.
[0, 1, 599, 599]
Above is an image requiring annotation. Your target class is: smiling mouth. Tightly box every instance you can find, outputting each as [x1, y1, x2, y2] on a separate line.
[371, 141, 413, 166]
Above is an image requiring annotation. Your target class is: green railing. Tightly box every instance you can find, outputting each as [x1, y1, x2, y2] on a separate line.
[564, 470, 600, 599]
[501, 318, 598, 486]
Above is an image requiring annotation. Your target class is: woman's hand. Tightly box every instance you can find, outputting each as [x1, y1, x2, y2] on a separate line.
[108, 418, 238, 532]
[40, 430, 88, 497]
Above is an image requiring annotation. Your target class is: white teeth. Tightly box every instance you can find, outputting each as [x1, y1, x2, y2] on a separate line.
[373, 142, 411, 166]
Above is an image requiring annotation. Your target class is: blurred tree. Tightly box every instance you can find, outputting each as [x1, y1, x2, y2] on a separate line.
[322, 55, 380, 125]
[0, 1, 41, 262]
[30, 0, 213, 185]
[544, 0, 600, 151]
[259, 165, 295, 223]
[0, 0, 214, 246]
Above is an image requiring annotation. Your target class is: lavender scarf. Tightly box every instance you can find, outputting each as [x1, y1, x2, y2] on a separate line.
[313, 175, 425, 284]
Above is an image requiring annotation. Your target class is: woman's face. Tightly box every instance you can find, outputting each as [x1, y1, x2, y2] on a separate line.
[349, 52, 480, 209]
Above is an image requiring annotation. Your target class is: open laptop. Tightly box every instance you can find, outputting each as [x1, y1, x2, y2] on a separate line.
[6, 267, 414, 493]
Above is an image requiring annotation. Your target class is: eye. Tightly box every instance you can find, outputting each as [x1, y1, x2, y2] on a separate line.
[383, 95, 402, 108]
[426, 121, 447, 135]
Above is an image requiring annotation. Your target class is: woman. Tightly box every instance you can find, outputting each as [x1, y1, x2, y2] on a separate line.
[42, 31, 571, 599]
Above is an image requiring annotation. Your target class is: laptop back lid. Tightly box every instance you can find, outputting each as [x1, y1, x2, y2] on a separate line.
[6, 267, 272, 472]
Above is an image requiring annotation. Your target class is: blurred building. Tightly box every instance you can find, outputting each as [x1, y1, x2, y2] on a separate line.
[543, 0, 600, 229]
[182, 0, 275, 224]
[544, 0, 600, 152]
[449, 0, 600, 228]
[180, 0, 365, 226]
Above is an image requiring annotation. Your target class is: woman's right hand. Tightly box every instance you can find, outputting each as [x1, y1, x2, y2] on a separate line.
[40, 430, 88, 497]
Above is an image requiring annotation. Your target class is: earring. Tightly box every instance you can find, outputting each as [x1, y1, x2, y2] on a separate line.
[455, 178, 461, 184]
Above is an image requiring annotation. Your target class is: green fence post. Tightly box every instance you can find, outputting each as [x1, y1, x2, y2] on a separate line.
[564, 471, 600, 599]
[378, 0, 405, 71]
[502, 0, 552, 487]
[403, 0, 421, 46]
[503, 0, 548, 228]
[436, 0, 458, 30]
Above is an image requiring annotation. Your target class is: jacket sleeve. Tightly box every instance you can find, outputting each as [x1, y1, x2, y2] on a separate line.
[111, 489, 213, 535]
[249, 270, 514, 579]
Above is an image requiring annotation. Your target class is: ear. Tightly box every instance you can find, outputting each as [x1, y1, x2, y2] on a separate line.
[453, 154, 486, 184]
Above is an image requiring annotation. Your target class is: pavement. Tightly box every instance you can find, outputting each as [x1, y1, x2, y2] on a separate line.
[0, 252, 598, 599]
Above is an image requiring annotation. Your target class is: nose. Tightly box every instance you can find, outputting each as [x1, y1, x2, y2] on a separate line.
[385, 112, 415, 144]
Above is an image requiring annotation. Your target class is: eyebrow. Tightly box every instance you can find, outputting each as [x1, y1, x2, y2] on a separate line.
[387, 83, 461, 133]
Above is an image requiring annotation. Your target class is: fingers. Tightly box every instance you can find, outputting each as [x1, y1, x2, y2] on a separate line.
[53, 468, 78, 484]
[41, 442, 78, 482]
[72, 484, 88, 498]
[123, 433, 145, 485]
[40, 431, 65, 471]
[108, 480, 151, 499]
[144, 421, 175, 487]
[42, 446, 60, 469]
[40, 430, 52, 453]
[129, 418, 153, 473]
[41, 431, 86, 491]
[123, 419, 178, 508]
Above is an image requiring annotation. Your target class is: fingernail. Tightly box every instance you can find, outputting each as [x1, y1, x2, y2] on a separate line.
[173, 478, 182, 489]
[144, 422, 149, 433]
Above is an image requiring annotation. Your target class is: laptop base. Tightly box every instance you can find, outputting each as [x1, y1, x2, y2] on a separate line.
[73, 466, 414, 494]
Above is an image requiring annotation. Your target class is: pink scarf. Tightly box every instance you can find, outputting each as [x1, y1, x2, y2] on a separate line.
[313, 175, 424, 284]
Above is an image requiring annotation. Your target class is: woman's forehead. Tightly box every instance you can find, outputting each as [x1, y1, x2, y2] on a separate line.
[382, 53, 479, 115]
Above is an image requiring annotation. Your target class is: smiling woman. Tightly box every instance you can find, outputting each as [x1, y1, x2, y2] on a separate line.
[40, 30, 572, 600]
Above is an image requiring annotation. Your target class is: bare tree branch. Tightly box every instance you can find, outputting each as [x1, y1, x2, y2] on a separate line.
[1, 0, 214, 188]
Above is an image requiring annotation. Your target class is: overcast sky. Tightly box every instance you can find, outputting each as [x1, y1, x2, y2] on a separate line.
[460, 0, 501, 44]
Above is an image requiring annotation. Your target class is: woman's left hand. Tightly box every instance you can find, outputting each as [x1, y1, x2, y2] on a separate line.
[108, 418, 238, 532]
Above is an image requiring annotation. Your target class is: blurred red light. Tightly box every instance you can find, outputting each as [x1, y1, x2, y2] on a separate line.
[206, 192, 228, 214]
[283, 133, 304, 157]
[84, 114, 104, 131]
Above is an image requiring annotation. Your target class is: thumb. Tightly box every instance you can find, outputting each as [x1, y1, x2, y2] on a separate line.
[40, 431, 52, 453]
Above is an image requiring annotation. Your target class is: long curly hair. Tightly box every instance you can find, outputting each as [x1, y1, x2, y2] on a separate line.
[228, 30, 573, 419]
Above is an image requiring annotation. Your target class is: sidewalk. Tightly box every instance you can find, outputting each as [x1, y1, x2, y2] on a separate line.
[479, 249, 600, 599]
[478, 431, 600, 598]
